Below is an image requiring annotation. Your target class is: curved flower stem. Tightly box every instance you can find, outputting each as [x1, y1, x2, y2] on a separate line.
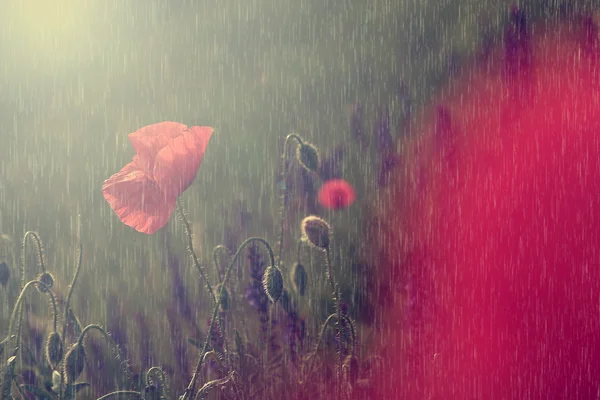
[176, 199, 216, 304]
[6, 280, 44, 348]
[213, 245, 231, 283]
[145, 366, 167, 387]
[77, 324, 114, 347]
[182, 237, 276, 400]
[300, 313, 338, 383]
[60, 216, 83, 399]
[96, 391, 143, 400]
[16, 231, 47, 357]
[276, 133, 303, 268]
[20, 231, 46, 290]
[176, 200, 228, 361]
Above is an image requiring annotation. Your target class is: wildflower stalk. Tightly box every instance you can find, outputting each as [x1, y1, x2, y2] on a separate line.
[96, 391, 143, 399]
[59, 216, 83, 398]
[182, 237, 276, 400]
[177, 199, 216, 302]
[276, 133, 304, 268]
[176, 200, 228, 362]
[6, 279, 44, 349]
[212, 245, 231, 283]
[20, 231, 46, 290]
[325, 246, 343, 398]
[15, 231, 47, 359]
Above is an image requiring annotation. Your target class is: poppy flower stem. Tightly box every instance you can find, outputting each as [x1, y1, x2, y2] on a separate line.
[59, 216, 83, 398]
[183, 237, 275, 400]
[276, 133, 304, 268]
[176, 199, 229, 362]
[19, 231, 47, 290]
[176, 199, 217, 304]
[325, 246, 343, 396]
[6, 279, 44, 355]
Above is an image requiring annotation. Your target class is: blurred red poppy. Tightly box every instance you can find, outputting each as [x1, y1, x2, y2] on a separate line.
[103, 121, 213, 234]
[318, 179, 356, 210]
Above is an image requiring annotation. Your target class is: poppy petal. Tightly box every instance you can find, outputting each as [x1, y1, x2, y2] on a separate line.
[318, 179, 356, 210]
[102, 162, 177, 234]
[129, 122, 189, 176]
[153, 126, 213, 198]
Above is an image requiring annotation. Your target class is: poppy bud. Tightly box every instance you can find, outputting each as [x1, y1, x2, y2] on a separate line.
[64, 343, 86, 383]
[291, 262, 308, 296]
[214, 284, 230, 312]
[343, 355, 360, 386]
[301, 216, 331, 249]
[37, 271, 54, 293]
[45, 331, 63, 368]
[262, 265, 284, 303]
[297, 142, 320, 173]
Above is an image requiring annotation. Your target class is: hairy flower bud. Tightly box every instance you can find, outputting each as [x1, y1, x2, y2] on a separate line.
[297, 142, 320, 173]
[291, 262, 308, 296]
[45, 331, 63, 368]
[262, 265, 284, 303]
[64, 343, 86, 383]
[37, 271, 54, 293]
[301, 216, 331, 249]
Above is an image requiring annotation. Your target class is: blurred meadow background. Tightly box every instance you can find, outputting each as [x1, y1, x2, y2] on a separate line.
[0, 0, 592, 397]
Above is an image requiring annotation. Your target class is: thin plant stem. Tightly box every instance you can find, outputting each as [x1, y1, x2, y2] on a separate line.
[6, 280, 44, 348]
[16, 231, 47, 358]
[60, 216, 83, 399]
[47, 289, 58, 332]
[96, 391, 143, 400]
[324, 247, 337, 301]
[20, 231, 46, 290]
[213, 245, 231, 283]
[325, 246, 342, 398]
[182, 237, 275, 400]
[177, 200, 228, 361]
[77, 324, 114, 347]
[177, 199, 216, 303]
[276, 133, 303, 268]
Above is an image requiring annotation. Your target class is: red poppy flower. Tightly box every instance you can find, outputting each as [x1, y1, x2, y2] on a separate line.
[103, 121, 213, 234]
[318, 179, 356, 210]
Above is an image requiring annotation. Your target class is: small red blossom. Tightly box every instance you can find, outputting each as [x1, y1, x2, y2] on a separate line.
[318, 179, 356, 210]
[103, 121, 213, 234]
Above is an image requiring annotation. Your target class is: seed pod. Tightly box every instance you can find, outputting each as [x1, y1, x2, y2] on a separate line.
[291, 262, 308, 296]
[37, 271, 54, 292]
[45, 331, 63, 368]
[297, 142, 320, 173]
[262, 265, 284, 303]
[301, 216, 331, 249]
[214, 284, 230, 312]
[64, 343, 86, 383]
